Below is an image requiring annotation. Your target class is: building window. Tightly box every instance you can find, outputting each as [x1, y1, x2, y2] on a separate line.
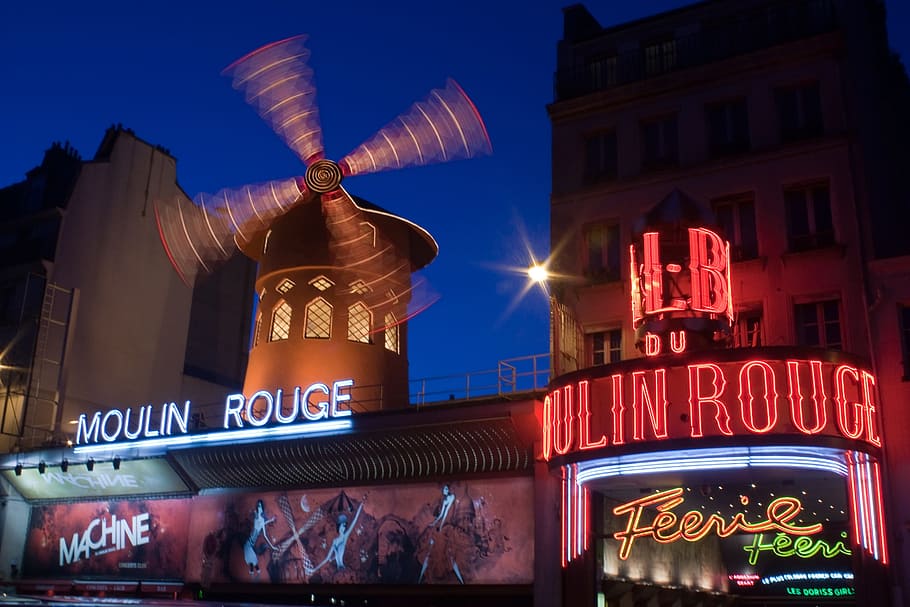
[349, 279, 371, 295]
[348, 302, 372, 343]
[733, 307, 763, 348]
[584, 131, 617, 183]
[706, 99, 749, 156]
[641, 115, 678, 170]
[644, 39, 677, 75]
[900, 305, 910, 380]
[253, 312, 262, 347]
[384, 312, 399, 354]
[305, 297, 332, 339]
[587, 54, 617, 90]
[584, 222, 621, 281]
[776, 82, 822, 142]
[794, 300, 842, 350]
[713, 193, 758, 261]
[276, 278, 295, 294]
[785, 182, 834, 251]
[592, 329, 622, 365]
[360, 222, 377, 247]
[309, 275, 334, 291]
[269, 300, 292, 342]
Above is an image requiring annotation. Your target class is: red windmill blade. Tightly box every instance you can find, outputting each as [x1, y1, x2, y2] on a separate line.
[339, 78, 492, 177]
[155, 34, 489, 331]
[155, 177, 304, 285]
[222, 34, 325, 166]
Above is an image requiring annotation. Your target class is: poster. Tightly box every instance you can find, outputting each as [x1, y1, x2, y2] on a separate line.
[24, 498, 190, 579]
[185, 477, 533, 585]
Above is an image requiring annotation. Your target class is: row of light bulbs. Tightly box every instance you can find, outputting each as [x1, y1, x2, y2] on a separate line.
[12, 457, 120, 476]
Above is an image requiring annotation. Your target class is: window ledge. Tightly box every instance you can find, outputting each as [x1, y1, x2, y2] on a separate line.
[731, 255, 768, 270]
[781, 243, 846, 265]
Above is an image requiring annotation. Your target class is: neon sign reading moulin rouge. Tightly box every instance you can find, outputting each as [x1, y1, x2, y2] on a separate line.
[75, 379, 354, 447]
[542, 358, 882, 459]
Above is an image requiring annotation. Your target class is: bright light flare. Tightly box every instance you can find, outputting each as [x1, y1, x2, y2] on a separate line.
[528, 264, 549, 283]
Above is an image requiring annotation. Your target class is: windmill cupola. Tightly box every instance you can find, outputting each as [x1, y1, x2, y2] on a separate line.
[239, 191, 438, 411]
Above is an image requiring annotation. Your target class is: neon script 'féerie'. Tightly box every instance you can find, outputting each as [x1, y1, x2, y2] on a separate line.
[612, 487, 821, 560]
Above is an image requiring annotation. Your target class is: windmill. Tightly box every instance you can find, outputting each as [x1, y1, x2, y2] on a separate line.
[155, 35, 491, 410]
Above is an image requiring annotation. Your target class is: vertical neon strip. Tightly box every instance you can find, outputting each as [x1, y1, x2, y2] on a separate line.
[566, 464, 578, 562]
[725, 240, 734, 324]
[561, 465, 568, 568]
[845, 451, 863, 553]
[864, 458, 879, 562]
[855, 455, 871, 556]
[577, 467, 583, 558]
[583, 485, 590, 554]
[565, 464, 572, 563]
[575, 464, 582, 558]
[872, 461, 889, 565]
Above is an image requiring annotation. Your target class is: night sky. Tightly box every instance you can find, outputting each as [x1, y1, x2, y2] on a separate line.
[2, 1, 909, 384]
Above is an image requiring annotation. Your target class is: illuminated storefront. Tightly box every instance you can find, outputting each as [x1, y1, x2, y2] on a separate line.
[543, 218, 888, 605]
[2, 392, 538, 605]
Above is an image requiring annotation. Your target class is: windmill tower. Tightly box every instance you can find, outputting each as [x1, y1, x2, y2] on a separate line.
[155, 35, 491, 411]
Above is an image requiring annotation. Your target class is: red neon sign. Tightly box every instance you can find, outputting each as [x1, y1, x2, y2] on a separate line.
[542, 356, 882, 460]
[612, 487, 822, 561]
[631, 227, 733, 329]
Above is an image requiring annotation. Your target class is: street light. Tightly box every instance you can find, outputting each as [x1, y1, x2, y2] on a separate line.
[528, 263, 549, 283]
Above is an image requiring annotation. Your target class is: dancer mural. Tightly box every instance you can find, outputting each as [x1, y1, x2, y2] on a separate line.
[244, 500, 276, 576]
[184, 478, 533, 585]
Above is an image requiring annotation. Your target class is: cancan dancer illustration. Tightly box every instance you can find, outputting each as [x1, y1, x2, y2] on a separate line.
[418, 484, 465, 584]
[245, 499, 276, 576]
[308, 498, 365, 574]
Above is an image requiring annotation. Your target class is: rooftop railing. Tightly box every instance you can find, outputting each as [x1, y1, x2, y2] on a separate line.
[409, 353, 550, 406]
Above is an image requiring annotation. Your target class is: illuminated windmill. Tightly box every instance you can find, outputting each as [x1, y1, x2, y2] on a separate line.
[155, 35, 491, 409]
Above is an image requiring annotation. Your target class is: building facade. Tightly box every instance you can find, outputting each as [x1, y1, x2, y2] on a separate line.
[0, 127, 256, 454]
[548, 0, 910, 605]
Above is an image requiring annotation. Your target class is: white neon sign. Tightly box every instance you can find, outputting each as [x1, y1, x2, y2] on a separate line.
[73, 379, 355, 453]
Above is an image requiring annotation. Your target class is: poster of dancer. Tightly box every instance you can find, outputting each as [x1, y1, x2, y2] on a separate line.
[186, 477, 533, 585]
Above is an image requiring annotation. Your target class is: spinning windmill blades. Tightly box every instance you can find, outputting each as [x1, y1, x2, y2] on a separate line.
[155, 34, 491, 327]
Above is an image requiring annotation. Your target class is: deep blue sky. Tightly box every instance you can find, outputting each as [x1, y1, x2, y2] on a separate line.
[2, 1, 909, 384]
